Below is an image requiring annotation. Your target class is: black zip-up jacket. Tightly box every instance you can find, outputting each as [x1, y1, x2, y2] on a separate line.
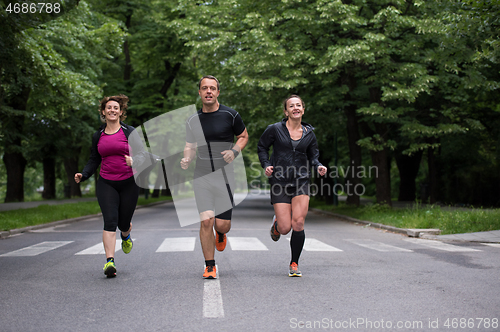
[80, 122, 150, 182]
[257, 119, 323, 187]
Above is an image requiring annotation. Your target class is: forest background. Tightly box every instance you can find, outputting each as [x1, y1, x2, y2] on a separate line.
[1, 0, 499, 208]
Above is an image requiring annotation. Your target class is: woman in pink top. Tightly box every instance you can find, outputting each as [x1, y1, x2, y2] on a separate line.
[75, 95, 142, 278]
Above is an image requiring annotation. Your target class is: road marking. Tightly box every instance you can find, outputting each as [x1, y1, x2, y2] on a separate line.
[404, 238, 481, 252]
[346, 239, 412, 252]
[0, 241, 73, 257]
[286, 238, 343, 251]
[75, 239, 132, 255]
[156, 237, 196, 252]
[304, 238, 343, 251]
[227, 237, 268, 251]
[203, 265, 224, 318]
[481, 243, 500, 248]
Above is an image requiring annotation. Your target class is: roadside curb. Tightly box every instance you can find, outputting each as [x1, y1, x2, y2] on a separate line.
[309, 208, 440, 238]
[0, 199, 173, 240]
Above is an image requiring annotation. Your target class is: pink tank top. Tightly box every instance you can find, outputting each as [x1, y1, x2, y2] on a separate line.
[98, 128, 134, 181]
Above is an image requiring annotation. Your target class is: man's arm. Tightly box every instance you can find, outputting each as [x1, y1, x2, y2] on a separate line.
[180, 142, 197, 169]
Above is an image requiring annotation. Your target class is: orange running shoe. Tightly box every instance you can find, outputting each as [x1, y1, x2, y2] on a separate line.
[215, 231, 227, 251]
[203, 265, 217, 279]
[289, 262, 302, 277]
[270, 215, 280, 242]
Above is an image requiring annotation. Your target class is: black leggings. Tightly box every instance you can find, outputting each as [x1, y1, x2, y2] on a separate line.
[96, 176, 139, 232]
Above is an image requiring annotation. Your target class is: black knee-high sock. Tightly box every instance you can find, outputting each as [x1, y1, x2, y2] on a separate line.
[290, 230, 305, 265]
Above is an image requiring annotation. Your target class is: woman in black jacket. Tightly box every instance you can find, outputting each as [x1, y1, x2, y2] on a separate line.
[257, 94, 327, 277]
[75, 94, 147, 278]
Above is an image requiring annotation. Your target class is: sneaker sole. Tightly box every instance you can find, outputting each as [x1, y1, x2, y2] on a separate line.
[203, 275, 217, 279]
[288, 273, 302, 277]
[104, 266, 117, 278]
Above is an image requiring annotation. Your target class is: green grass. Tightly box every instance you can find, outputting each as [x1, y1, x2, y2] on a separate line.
[310, 199, 500, 235]
[0, 196, 171, 232]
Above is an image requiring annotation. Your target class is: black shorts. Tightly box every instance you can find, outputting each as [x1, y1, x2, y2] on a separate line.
[193, 172, 234, 220]
[270, 183, 310, 205]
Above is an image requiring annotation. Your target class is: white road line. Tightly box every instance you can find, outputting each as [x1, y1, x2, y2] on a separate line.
[346, 239, 412, 252]
[228, 237, 268, 251]
[75, 240, 128, 255]
[404, 238, 481, 252]
[481, 243, 500, 248]
[0, 241, 73, 257]
[304, 238, 343, 251]
[203, 265, 224, 318]
[156, 237, 196, 252]
[286, 238, 343, 251]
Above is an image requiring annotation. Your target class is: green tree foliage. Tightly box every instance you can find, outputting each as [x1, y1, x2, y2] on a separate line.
[0, 1, 124, 201]
[172, 0, 500, 206]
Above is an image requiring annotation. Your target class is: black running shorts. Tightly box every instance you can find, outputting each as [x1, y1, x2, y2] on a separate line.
[270, 183, 310, 205]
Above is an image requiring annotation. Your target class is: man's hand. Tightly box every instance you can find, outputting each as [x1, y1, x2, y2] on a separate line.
[180, 158, 191, 170]
[221, 149, 237, 163]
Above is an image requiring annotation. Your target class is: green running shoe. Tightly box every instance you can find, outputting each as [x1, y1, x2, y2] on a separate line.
[121, 236, 133, 254]
[103, 261, 117, 278]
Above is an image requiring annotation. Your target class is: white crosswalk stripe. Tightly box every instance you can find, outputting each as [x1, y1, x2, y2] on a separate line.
[0, 241, 73, 257]
[304, 238, 343, 251]
[75, 240, 129, 255]
[286, 238, 343, 251]
[228, 237, 268, 251]
[404, 238, 481, 252]
[346, 239, 412, 252]
[156, 237, 196, 252]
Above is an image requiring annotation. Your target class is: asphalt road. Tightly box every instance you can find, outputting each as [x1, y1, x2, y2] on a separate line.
[0, 191, 499, 332]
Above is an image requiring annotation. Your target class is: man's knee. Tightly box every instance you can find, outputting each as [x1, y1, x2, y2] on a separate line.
[215, 218, 231, 233]
[201, 217, 215, 229]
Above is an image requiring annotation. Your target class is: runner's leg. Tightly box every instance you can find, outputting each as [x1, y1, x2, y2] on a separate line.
[290, 195, 309, 264]
[273, 203, 292, 235]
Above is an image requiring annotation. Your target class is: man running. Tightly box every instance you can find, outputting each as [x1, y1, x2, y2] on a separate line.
[180, 75, 249, 279]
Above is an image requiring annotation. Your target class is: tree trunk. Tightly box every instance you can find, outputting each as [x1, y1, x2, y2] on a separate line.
[3, 149, 26, 202]
[427, 139, 439, 204]
[395, 149, 423, 201]
[64, 156, 82, 197]
[369, 146, 392, 206]
[42, 156, 56, 199]
[341, 72, 362, 206]
[159, 61, 182, 97]
[123, 13, 132, 81]
[361, 87, 392, 206]
[344, 105, 362, 206]
[2, 86, 30, 202]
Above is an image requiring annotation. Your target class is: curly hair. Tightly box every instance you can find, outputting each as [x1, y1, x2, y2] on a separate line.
[99, 94, 129, 123]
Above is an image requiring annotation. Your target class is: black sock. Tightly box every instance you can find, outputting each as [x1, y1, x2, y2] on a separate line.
[121, 233, 130, 240]
[107, 257, 114, 263]
[290, 230, 305, 265]
[205, 260, 215, 267]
